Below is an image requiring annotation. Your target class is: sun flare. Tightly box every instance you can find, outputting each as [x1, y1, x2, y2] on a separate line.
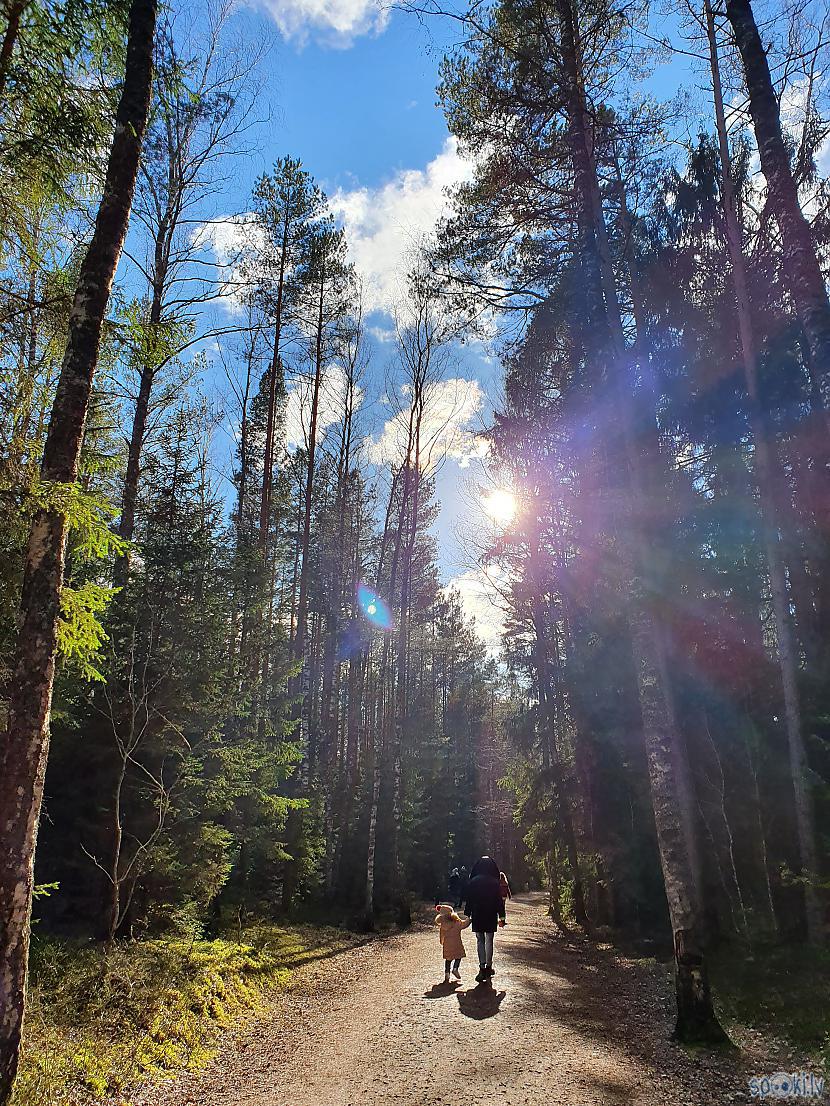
[483, 488, 517, 528]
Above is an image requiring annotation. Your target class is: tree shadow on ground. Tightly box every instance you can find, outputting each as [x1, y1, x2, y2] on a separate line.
[263, 936, 379, 974]
[506, 911, 773, 1098]
[268, 924, 422, 974]
[457, 982, 506, 1020]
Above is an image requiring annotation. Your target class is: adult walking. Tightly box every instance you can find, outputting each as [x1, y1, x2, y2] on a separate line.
[464, 855, 506, 982]
[448, 867, 461, 907]
[459, 865, 469, 904]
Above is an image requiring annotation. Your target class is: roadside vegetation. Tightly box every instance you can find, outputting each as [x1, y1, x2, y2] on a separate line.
[13, 923, 360, 1106]
[713, 944, 830, 1070]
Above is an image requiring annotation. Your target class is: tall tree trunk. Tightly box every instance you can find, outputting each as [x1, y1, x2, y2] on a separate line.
[322, 383, 357, 887]
[531, 597, 588, 928]
[116, 281, 163, 576]
[389, 415, 423, 923]
[0, 2, 156, 1099]
[281, 270, 326, 912]
[553, 0, 726, 1042]
[726, 0, 830, 405]
[364, 730, 381, 927]
[705, 0, 823, 944]
[259, 209, 290, 551]
[362, 398, 417, 919]
[0, 0, 26, 105]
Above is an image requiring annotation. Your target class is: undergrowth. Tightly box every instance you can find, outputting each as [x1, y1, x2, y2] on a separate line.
[712, 942, 830, 1068]
[13, 923, 358, 1106]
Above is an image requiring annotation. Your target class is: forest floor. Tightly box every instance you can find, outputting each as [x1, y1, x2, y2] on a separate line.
[127, 894, 819, 1106]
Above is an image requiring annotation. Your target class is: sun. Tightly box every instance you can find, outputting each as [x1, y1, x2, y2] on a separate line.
[483, 487, 517, 528]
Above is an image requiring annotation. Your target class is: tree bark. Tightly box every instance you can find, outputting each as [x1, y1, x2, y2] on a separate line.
[281, 265, 326, 912]
[705, 0, 823, 944]
[531, 597, 588, 928]
[0, 2, 156, 1100]
[259, 209, 290, 552]
[106, 759, 127, 946]
[116, 283, 163, 567]
[0, 0, 26, 106]
[553, 0, 727, 1042]
[726, 0, 830, 405]
[364, 736, 381, 928]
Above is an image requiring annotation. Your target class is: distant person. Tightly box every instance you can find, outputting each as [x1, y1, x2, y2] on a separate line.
[448, 867, 461, 906]
[434, 903, 472, 983]
[459, 865, 469, 904]
[464, 855, 506, 983]
[499, 871, 512, 902]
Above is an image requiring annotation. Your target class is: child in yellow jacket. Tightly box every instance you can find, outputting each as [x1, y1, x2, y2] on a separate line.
[434, 903, 472, 982]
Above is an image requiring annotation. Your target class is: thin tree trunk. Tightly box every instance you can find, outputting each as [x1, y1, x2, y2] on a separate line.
[726, 0, 830, 407]
[0, 2, 156, 1099]
[705, 0, 823, 943]
[364, 737, 381, 927]
[116, 282, 163, 572]
[106, 760, 127, 946]
[532, 598, 588, 928]
[293, 271, 326, 669]
[362, 394, 418, 918]
[281, 269, 326, 912]
[259, 209, 290, 550]
[389, 423, 422, 922]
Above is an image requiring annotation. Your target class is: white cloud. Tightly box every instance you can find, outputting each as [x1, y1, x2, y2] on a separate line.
[285, 364, 360, 448]
[366, 377, 488, 470]
[194, 139, 475, 318]
[191, 215, 261, 313]
[329, 137, 473, 313]
[368, 323, 397, 344]
[254, 0, 387, 46]
[780, 76, 830, 177]
[444, 565, 506, 652]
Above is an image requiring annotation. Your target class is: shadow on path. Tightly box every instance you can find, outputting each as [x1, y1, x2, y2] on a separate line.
[501, 898, 766, 1094]
[423, 980, 460, 998]
[457, 982, 506, 1020]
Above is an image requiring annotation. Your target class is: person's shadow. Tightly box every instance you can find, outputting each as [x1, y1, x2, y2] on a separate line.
[423, 980, 460, 998]
[457, 982, 506, 1020]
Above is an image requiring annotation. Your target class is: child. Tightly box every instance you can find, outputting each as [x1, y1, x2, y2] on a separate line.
[434, 903, 472, 982]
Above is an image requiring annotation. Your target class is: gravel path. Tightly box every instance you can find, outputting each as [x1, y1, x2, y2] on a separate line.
[132, 894, 812, 1106]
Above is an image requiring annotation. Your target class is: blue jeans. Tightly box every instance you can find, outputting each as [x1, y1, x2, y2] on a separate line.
[476, 931, 494, 968]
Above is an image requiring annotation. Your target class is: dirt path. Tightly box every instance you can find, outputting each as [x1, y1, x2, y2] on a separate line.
[134, 895, 806, 1106]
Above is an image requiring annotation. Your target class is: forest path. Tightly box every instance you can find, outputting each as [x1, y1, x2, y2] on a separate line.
[134, 895, 783, 1106]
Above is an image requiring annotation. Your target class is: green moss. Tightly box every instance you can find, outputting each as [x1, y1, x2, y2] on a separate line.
[13, 924, 358, 1106]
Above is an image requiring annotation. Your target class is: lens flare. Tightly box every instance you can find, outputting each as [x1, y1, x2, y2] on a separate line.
[483, 488, 516, 528]
[357, 583, 393, 631]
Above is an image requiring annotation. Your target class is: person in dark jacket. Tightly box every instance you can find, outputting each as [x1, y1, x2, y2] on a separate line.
[463, 855, 506, 982]
[448, 868, 461, 906]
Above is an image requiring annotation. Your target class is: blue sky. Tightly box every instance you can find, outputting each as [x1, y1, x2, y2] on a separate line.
[181, 0, 700, 645]
[197, 3, 507, 621]
[196, 0, 820, 645]
[268, 14, 462, 189]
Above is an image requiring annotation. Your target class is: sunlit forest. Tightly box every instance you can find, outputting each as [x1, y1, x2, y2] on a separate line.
[2, 0, 830, 1101]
